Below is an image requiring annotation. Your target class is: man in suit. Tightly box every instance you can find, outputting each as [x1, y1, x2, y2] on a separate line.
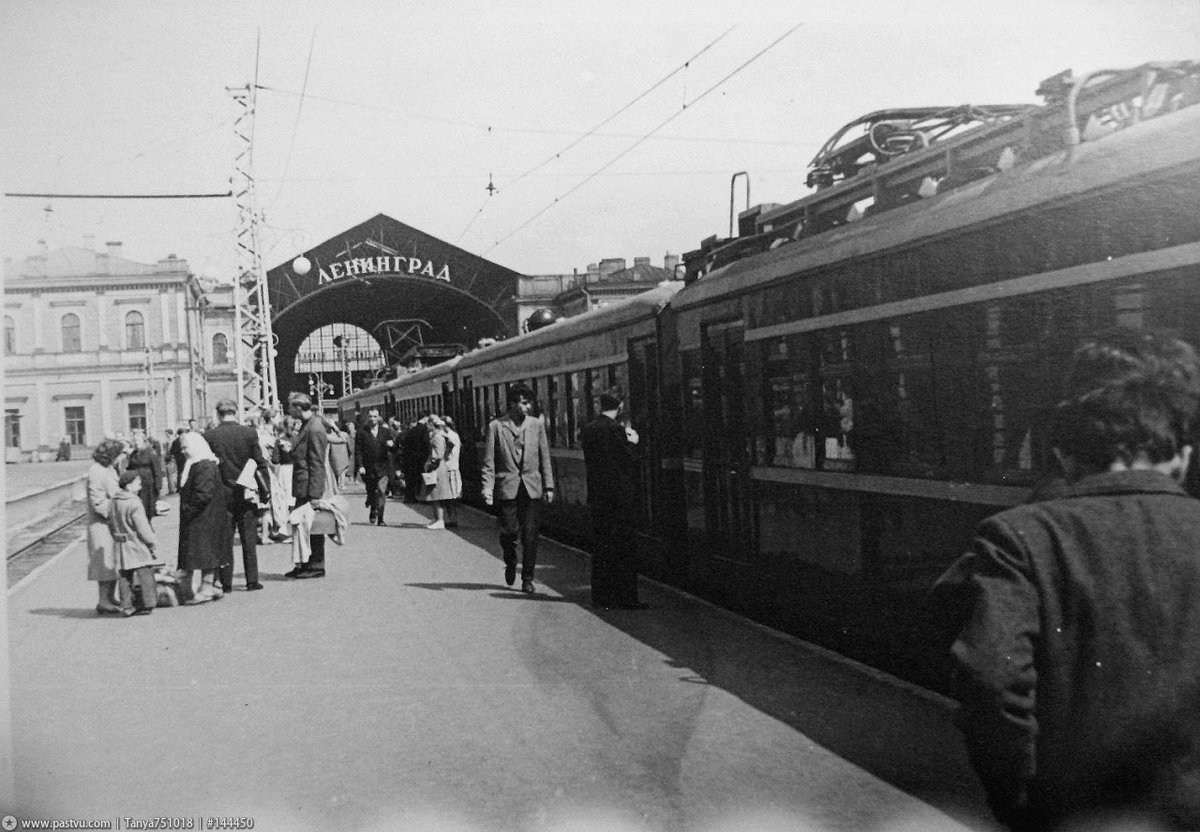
[354, 408, 395, 526]
[400, 415, 431, 503]
[204, 399, 268, 592]
[287, 392, 329, 579]
[481, 384, 555, 594]
[580, 389, 645, 610]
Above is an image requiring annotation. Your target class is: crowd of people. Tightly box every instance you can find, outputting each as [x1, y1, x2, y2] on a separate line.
[82, 392, 477, 615]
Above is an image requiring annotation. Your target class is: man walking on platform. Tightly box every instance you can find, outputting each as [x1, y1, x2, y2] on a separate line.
[580, 389, 645, 610]
[287, 392, 328, 579]
[204, 400, 268, 592]
[481, 384, 554, 594]
[355, 408, 395, 526]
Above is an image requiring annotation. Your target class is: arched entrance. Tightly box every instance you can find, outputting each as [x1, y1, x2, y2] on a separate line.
[266, 213, 521, 401]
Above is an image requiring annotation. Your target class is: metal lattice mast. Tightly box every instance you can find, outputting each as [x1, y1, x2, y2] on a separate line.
[228, 82, 278, 416]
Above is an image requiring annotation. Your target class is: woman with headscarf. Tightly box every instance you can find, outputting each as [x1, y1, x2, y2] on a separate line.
[87, 439, 128, 614]
[177, 431, 232, 604]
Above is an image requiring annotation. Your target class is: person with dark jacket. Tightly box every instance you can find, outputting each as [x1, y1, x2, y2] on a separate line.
[354, 408, 396, 525]
[177, 432, 232, 604]
[168, 424, 189, 491]
[933, 329, 1200, 832]
[579, 389, 645, 609]
[204, 399, 268, 592]
[124, 430, 162, 523]
[400, 416, 431, 502]
[287, 393, 328, 579]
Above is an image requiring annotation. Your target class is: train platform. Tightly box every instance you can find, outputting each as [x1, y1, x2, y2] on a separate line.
[7, 486, 992, 832]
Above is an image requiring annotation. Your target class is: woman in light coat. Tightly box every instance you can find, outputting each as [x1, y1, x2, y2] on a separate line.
[420, 415, 455, 529]
[87, 439, 128, 614]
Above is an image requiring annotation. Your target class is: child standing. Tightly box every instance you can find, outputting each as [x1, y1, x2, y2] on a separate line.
[111, 470, 162, 616]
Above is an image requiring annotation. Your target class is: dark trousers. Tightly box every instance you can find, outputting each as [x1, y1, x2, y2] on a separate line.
[364, 474, 389, 520]
[590, 504, 639, 605]
[498, 485, 541, 581]
[219, 498, 259, 589]
[118, 566, 157, 613]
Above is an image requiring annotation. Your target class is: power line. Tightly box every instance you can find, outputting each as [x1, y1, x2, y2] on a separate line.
[255, 83, 804, 147]
[4, 192, 232, 199]
[483, 21, 805, 256]
[497, 25, 737, 194]
[269, 28, 317, 207]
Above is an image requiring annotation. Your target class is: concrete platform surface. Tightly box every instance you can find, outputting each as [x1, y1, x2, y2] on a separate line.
[3, 459, 91, 499]
[7, 488, 993, 832]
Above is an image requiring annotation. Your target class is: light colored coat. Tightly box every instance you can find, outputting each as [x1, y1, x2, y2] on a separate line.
[110, 490, 160, 571]
[481, 414, 554, 501]
[86, 463, 120, 581]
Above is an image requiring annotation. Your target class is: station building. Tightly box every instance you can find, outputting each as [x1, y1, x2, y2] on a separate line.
[3, 239, 236, 461]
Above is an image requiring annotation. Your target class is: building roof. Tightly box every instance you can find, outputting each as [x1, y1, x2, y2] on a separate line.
[594, 262, 672, 284]
[4, 245, 189, 281]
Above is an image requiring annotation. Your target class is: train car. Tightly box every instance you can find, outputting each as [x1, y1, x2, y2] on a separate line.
[669, 61, 1200, 689]
[453, 281, 685, 574]
[338, 356, 462, 428]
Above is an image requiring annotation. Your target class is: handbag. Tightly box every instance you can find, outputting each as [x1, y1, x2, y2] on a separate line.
[422, 470, 439, 486]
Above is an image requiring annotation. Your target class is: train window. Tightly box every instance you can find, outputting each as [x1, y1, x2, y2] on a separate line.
[1114, 282, 1147, 330]
[610, 363, 628, 400]
[570, 371, 587, 445]
[762, 336, 819, 469]
[588, 368, 605, 419]
[681, 350, 703, 459]
[888, 318, 941, 473]
[544, 375, 557, 446]
[561, 372, 575, 448]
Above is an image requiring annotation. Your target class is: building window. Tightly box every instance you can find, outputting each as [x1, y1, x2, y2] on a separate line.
[62, 313, 82, 353]
[212, 333, 229, 364]
[125, 311, 145, 350]
[4, 410, 20, 448]
[65, 406, 86, 445]
[128, 402, 147, 433]
[4, 316, 14, 355]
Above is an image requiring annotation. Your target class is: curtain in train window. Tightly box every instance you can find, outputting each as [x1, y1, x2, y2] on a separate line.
[560, 373, 574, 448]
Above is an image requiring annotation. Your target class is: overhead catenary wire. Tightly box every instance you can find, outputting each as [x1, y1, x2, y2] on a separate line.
[455, 26, 736, 245]
[483, 21, 805, 257]
[254, 84, 802, 147]
[4, 192, 232, 199]
[269, 28, 317, 208]
[496, 25, 737, 195]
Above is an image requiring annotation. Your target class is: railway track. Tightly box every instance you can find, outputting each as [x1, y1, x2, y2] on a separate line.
[7, 511, 87, 587]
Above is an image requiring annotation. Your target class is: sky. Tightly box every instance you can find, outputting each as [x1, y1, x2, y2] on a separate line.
[2, 0, 1198, 281]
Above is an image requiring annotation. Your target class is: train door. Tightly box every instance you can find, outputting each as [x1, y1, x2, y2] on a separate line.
[627, 336, 661, 531]
[701, 320, 754, 561]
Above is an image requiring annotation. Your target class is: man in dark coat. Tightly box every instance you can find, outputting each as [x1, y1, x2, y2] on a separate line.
[579, 389, 645, 610]
[204, 399, 268, 592]
[933, 329, 1200, 832]
[400, 416, 431, 502]
[168, 424, 188, 491]
[288, 392, 328, 579]
[354, 408, 396, 526]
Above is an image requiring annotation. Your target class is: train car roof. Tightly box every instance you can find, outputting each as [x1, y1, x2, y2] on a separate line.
[339, 354, 462, 406]
[675, 101, 1200, 311]
[456, 281, 683, 372]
